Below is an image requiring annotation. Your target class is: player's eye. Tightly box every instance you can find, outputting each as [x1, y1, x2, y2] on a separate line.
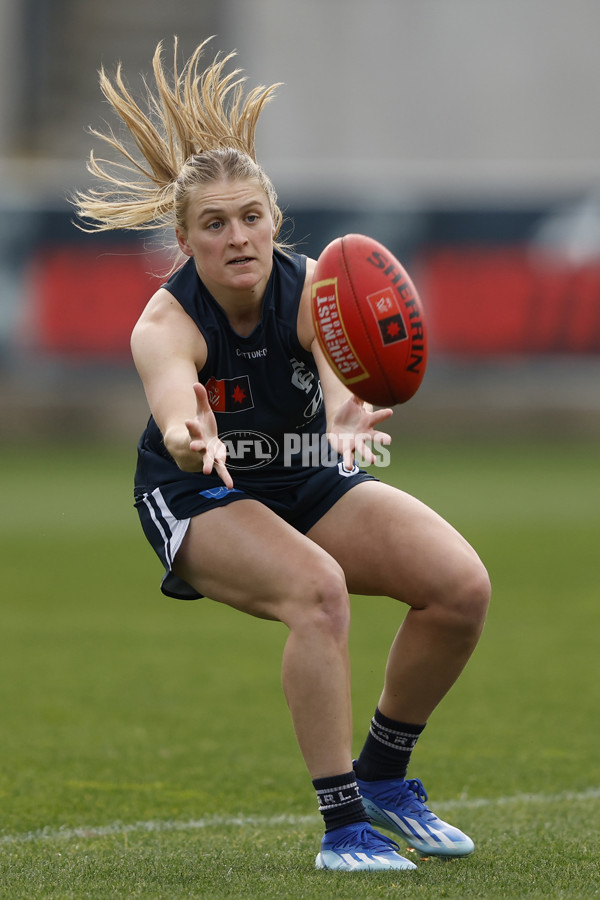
[207, 220, 223, 231]
[246, 213, 259, 224]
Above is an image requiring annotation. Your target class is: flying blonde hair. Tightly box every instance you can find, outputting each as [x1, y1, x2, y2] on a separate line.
[72, 37, 285, 245]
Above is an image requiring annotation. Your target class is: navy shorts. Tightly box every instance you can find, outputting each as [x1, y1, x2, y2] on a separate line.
[134, 461, 377, 600]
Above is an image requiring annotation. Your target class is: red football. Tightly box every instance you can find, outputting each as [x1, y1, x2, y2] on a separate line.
[311, 233, 428, 406]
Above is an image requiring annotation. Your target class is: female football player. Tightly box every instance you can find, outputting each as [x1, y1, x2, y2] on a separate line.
[73, 38, 490, 872]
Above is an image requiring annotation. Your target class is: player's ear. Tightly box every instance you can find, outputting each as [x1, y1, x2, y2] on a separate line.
[176, 228, 194, 257]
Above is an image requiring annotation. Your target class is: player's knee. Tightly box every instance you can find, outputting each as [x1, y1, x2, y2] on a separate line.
[288, 560, 350, 640]
[464, 558, 491, 625]
[443, 556, 491, 638]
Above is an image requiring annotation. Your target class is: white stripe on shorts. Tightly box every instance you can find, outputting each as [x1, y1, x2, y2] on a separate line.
[142, 488, 190, 569]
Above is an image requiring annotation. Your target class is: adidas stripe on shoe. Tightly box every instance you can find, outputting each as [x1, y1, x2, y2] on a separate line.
[315, 821, 417, 871]
[356, 774, 475, 858]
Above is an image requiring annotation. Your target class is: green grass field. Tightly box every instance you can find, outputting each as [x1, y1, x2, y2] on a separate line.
[1, 437, 599, 898]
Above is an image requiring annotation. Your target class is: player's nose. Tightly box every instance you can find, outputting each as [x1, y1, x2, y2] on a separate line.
[229, 219, 248, 246]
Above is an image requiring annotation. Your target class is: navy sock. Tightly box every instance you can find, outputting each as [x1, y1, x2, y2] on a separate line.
[312, 772, 369, 832]
[354, 708, 426, 781]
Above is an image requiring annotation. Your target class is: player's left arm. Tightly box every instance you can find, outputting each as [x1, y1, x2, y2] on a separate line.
[312, 338, 393, 467]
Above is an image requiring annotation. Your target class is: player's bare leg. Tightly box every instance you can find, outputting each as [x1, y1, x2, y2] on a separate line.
[307, 479, 490, 722]
[172, 500, 354, 778]
[308, 478, 490, 857]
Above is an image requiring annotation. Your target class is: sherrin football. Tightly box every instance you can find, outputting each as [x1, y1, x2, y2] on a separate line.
[311, 234, 427, 407]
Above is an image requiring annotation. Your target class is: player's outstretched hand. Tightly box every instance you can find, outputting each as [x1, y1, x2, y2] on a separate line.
[185, 383, 234, 489]
[328, 395, 393, 470]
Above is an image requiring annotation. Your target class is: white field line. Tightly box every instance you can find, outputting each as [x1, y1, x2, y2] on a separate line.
[2, 787, 599, 847]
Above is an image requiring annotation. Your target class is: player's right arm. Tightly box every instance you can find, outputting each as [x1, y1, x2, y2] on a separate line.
[130, 288, 232, 486]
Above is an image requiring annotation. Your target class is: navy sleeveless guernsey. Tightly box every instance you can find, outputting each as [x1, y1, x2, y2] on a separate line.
[134, 248, 374, 599]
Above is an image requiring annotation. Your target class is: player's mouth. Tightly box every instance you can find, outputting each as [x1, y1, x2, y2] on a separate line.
[227, 256, 254, 266]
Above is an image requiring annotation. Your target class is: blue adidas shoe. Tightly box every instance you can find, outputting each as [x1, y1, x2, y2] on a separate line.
[356, 774, 475, 858]
[315, 821, 417, 871]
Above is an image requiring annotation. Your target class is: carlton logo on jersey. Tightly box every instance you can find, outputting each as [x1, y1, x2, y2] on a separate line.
[205, 375, 254, 413]
[290, 358, 315, 393]
[290, 358, 324, 423]
[219, 430, 279, 469]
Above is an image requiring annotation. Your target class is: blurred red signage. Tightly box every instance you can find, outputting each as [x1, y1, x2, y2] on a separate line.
[420, 246, 600, 355]
[26, 246, 166, 357]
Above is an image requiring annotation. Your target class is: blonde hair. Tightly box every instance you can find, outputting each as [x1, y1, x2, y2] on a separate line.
[72, 37, 286, 247]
